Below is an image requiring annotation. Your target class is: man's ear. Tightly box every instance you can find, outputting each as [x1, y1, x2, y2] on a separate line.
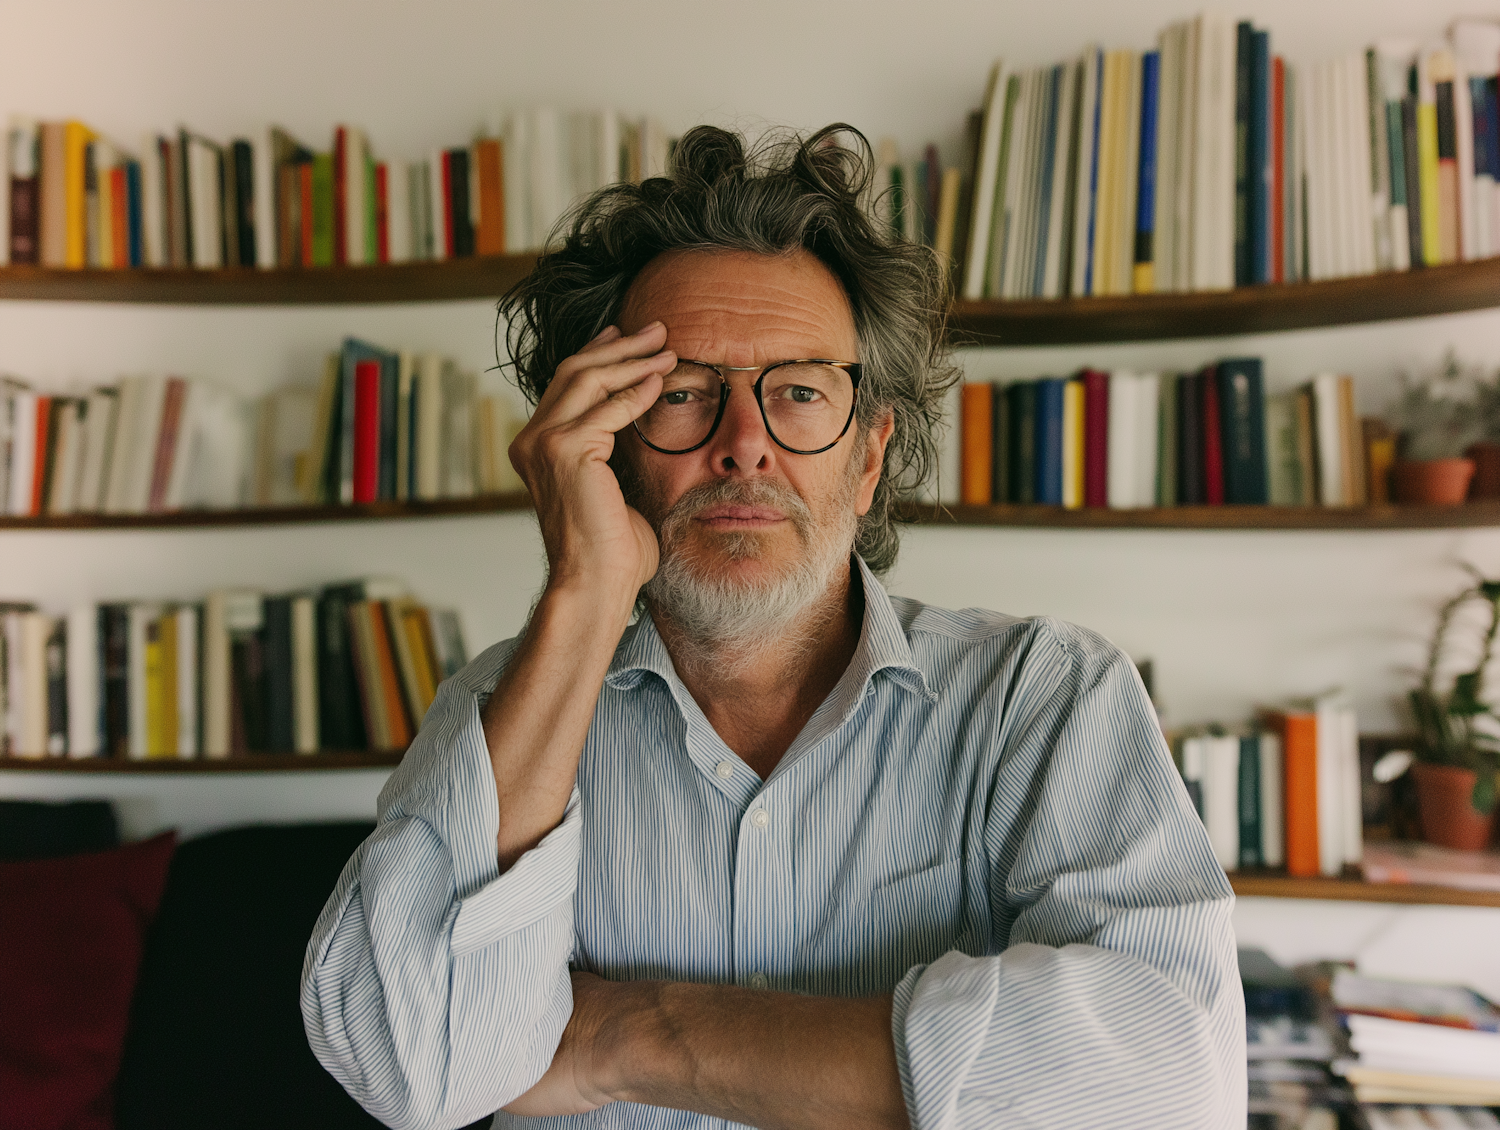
[854, 410, 896, 517]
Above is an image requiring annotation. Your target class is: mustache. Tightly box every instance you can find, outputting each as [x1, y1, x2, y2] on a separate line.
[657, 477, 815, 545]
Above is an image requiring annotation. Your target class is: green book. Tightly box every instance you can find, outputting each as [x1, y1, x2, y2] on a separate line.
[311, 152, 335, 267]
[1006, 380, 1036, 504]
[1238, 734, 1262, 869]
[364, 152, 378, 265]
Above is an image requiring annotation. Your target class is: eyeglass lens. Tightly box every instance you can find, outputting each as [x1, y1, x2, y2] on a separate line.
[635, 361, 855, 453]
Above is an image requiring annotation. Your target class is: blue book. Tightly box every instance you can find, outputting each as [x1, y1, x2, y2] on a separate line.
[1216, 358, 1267, 504]
[1250, 30, 1271, 284]
[1135, 51, 1161, 288]
[1032, 64, 1063, 296]
[1233, 21, 1253, 286]
[125, 160, 143, 268]
[1034, 377, 1066, 505]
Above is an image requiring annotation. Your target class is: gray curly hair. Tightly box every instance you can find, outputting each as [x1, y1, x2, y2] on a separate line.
[496, 122, 959, 575]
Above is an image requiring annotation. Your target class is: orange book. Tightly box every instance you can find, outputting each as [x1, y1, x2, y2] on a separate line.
[402, 606, 440, 713]
[474, 138, 505, 256]
[110, 166, 129, 267]
[960, 383, 993, 505]
[1269, 710, 1320, 877]
[30, 397, 51, 517]
[1363, 419, 1395, 505]
[369, 601, 412, 748]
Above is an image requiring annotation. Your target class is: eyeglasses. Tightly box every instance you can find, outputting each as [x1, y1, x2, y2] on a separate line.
[633, 359, 863, 456]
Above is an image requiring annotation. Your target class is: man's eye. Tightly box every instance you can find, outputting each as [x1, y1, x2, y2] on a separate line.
[661, 390, 694, 405]
[785, 386, 821, 404]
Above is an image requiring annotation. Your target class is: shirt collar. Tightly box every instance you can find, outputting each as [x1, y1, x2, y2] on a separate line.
[602, 555, 936, 704]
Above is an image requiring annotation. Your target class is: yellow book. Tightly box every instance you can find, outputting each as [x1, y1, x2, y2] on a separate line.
[1092, 52, 1122, 296]
[96, 145, 114, 269]
[933, 167, 962, 266]
[63, 120, 94, 269]
[144, 616, 165, 757]
[157, 609, 178, 758]
[1417, 53, 1443, 265]
[1062, 378, 1085, 508]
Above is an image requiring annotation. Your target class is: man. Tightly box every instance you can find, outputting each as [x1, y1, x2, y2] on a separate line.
[302, 125, 1244, 1130]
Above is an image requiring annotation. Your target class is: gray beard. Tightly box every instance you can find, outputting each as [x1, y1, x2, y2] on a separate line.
[632, 469, 862, 675]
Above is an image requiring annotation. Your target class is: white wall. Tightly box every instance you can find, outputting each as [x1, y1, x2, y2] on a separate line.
[4, 0, 1500, 971]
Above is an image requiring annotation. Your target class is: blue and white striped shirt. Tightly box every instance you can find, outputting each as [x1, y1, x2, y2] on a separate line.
[303, 556, 1245, 1130]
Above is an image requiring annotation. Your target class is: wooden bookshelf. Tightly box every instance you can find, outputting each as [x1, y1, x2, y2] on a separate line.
[3, 253, 1500, 345]
[901, 500, 1500, 530]
[1229, 871, 1500, 909]
[948, 256, 1500, 345]
[0, 255, 539, 305]
[0, 493, 531, 530]
[9, 497, 1500, 532]
[0, 751, 404, 772]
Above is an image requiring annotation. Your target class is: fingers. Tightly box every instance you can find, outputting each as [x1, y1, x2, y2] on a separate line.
[541, 322, 671, 417]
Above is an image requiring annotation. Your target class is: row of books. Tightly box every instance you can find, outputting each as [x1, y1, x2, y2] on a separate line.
[1172, 691, 1362, 878]
[0, 578, 466, 759]
[957, 362, 1391, 509]
[0, 338, 525, 517]
[956, 15, 1500, 302]
[1, 109, 673, 269]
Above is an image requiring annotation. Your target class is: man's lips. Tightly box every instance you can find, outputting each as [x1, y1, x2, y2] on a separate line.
[693, 505, 786, 525]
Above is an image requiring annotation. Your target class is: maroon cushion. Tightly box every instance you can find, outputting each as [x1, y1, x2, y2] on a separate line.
[0, 832, 176, 1130]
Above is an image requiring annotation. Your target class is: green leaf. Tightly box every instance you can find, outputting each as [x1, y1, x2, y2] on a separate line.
[1449, 672, 1488, 716]
[1473, 772, 1497, 815]
[1481, 580, 1500, 602]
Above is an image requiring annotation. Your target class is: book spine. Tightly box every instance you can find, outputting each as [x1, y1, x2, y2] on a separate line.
[1216, 358, 1266, 504]
[1271, 57, 1286, 282]
[1134, 51, 1160, 294]
[1176, 373, 1203, 504]
[1034, 378, 1065, 505]
[1233, 21, 1253, 286]
[1083, 369, 1110, 506]
[1402, 96, 1426, 268]
[374, 162, 389, 264]
[1249, 30, 1270, 283]
[333, 126, 347, 266]
[291, 595, 318, 753]
[30, 396, 51, 517]
[378, 353, 399, 502]
[1061, 376, 1084, 508]
[1436, 76, 1460, 262]
[990, 381, 1009, 504]
[441, 150, 456, 259]
[1008, 381, 1036, 504]
[960, 383, 993, 505]
[1200, 368, 1225, 505]
[352, 359, 380, 504]
[317, 588, 364, 751]
[264, 596, 294, 753]
[1238, 733, 1262, 868]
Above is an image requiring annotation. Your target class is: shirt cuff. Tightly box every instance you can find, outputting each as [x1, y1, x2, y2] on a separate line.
[891, 950, 1006, 1130]
[450, 788, 582, 958]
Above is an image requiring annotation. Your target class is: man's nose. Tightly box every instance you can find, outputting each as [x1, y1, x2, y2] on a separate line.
[710, 378, 776, 473]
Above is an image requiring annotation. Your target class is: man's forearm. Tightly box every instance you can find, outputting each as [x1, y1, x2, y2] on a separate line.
[481, 581, 633, 871]
[608, 981, 909, 1130]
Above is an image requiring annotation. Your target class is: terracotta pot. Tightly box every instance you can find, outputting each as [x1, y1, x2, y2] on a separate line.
[1465, 442, 1500, 500]
[1391, 458, 1476, 505]
[1411, 762, 1497, 850]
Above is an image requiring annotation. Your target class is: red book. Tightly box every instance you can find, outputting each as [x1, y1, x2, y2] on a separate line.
[352, 360, 381, 504]
[30, 396, 50, 517]
[110, 166, 129, 267]
[148, 378, 187, 512]
[299, 163, 314, 268]
[374, 162, 389, 264]
[333, 126, 347, 266]
[1270, 57, 1285, 284]
[1082, 369, 1109, 507]
[1201, 367, 1225, 505]
[441, 151, 455, 259]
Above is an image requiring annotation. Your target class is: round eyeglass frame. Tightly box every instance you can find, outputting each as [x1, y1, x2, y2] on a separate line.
[631, 359, 864, 456]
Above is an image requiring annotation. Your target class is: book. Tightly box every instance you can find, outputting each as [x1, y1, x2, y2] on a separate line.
[1235, 21, 1254, 287]
[291, 594, 318, 754]
[65, 604, 100, 757]
[1061, 376, 1083, 509]
[1200, 367, 1225, 505]
[1258, 731, 1284, 868]
[1034, 377, 1065, 506]
[1268, 707, 1319, 877]
[264, 595, 295, 753]
[318, 578, 404, 750]
[1309, 373, 1345, 506]
[8, 119, 39, 264]
[100, 604, 129, 758]
[1176, 372, 1204, 505]
[1216, 358, 1267, 504]
[1107, 370, 1137, 509]
[1082, 369, 1109, 507]
[1007, 381, 1037, 504]
[960, 383, 993, 505]
[1071, 47, 1104, 297]
[1238, 732, 1262, 868]
[989, 382, 1008, 504]
[1133, 50, 1160, 293]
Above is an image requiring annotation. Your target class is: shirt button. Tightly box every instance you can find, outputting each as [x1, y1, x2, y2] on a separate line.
[715, 760, 735, 779]
[751, 808, 769, 828]
[749, 972, 768, 989]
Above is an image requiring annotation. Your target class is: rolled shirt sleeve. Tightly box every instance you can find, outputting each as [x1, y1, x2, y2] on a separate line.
[301, 642, 581, 1130]
[891, 620, 1246, 1130]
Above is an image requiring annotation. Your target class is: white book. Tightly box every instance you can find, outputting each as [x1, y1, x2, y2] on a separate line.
[291, 594, 318, 754]
[415, 353, 444, 501]
[1107, 371, 1138, 509]
[1364, 52, 1394, 273]
[1175, 21, 1201, 290]
[175, 604, 197, 757]
[253, 127, 276, 268]
[8, 389, 37, 516]
[1133, 373, 1160, 507]
[102, 376, 143, 513]
[997, 70, 1036, 299]
[1303, 62, 1329, 280]
[126, 603, 158, 759]
[1310, 373, 1344, 506]
[1153, 23, 1183, 292]
[427, 150, 449, 260]
[118, 374, 167, 514]
[66, 604, 99, 757]
[1333, 56, 1360, 276]
[0, 118, 10, 268]
[139, 133, 164, 267]
[386, 158, 411, 263]
[1042, 59, 1079, 299]
[1007, 70, 1044, 298]
[75, 387, 118, 512]
[1069, 47, 1103, 297]
[1346, 55, 1379, 276]
[1313, 691, 1346, 878]
[185, 134, 223, 269]
[46, 399, 83, 515]
[984, 70, 1022, 298]
[18, 611, 49, 756]
[1189, 13, 1224, 289]
[1201, 733, 1241, 872]
[176, 380, 250, 510]
[530, 108, 564, 251]
[343, 127, 368, 266]
[501, 111, 532, 254]
[1258, 731, 1285, 868]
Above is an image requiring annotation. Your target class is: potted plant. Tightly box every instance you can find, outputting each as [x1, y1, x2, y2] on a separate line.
[1387, 351, 1482, 504]
[1467, 365, 1500, 499]
[1406, 566, 1500, 850]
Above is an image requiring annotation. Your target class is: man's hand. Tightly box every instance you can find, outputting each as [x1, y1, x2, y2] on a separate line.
[508, 322, 674, 607]
[504, 973, 910, 1130]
